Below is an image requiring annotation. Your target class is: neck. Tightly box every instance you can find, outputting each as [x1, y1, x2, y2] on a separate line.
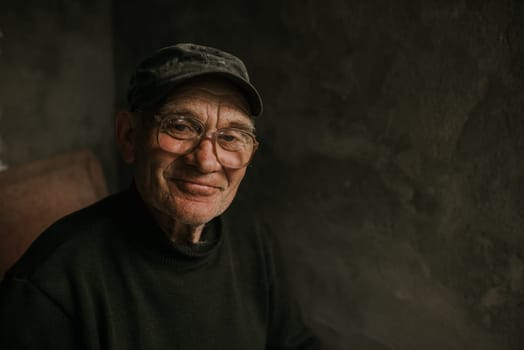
[150, 207, 206, 244]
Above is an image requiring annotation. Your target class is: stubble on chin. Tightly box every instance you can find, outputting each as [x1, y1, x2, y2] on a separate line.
[154, 185, 206, 226]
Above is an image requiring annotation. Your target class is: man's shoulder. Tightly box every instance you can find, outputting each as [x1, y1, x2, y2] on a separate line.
[222, 199, 278, 265]
[222, 200, 266, 241]
[3, 190, 128, 280]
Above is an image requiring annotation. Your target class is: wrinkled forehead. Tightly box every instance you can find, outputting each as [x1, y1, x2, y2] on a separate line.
[160, 78, 253, 121]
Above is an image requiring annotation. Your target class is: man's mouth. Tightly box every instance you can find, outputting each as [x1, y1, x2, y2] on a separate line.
[169, 179, 222, 196]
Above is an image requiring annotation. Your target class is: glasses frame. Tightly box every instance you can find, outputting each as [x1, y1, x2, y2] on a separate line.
[153, 114, 259, 169]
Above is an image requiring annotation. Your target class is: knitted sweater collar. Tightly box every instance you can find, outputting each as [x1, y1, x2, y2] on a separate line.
[121, 184, 224, 266]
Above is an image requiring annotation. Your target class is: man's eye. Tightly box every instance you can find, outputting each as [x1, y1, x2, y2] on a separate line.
[218, 130, 253, 150]
[163, 118, 201, 137]
[219, 133, 240, 143]
[172, 122, 192, 132]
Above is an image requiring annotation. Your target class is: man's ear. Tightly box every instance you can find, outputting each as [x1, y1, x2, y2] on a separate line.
[115, 110, 136, 164]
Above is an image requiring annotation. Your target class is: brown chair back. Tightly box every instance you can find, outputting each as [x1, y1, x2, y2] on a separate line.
[0, 149, 108, 278]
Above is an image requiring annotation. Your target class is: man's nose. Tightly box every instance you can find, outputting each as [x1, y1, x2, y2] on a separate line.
[189, 136, 222, 172]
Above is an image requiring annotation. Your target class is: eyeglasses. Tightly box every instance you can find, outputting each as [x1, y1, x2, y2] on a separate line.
[154, 114, 259, 169]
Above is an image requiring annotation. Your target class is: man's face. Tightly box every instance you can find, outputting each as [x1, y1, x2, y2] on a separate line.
[129, 80, 254, 226]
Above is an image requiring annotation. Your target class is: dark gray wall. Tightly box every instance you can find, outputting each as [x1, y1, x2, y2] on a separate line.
[113, 1, 524, 349]
[0, 0, 117, 189]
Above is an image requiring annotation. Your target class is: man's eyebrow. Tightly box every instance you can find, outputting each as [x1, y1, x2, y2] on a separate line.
[158, 108, 197, 117]
[228, 120, 256, 132]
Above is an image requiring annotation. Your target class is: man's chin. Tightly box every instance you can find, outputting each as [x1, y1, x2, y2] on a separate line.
[153, 181, 233, 225]
[160, 195, 221, 226]
[182, 200, 223, 223]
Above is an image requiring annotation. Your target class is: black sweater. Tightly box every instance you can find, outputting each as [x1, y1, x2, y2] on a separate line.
[0, 187, 318, 349]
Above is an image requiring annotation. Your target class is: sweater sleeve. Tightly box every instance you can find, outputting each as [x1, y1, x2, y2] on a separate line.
[0, 277, 77, 349]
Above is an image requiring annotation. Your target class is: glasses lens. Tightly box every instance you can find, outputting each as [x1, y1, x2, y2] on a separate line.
[157, 132, 195, 155]
[157, 116, 202, 155]
[216, 129, 256, 168]
[162, 116, 202, 140]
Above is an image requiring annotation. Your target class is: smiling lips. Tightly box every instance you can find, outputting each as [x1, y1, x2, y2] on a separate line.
[170, 178, 223, 196]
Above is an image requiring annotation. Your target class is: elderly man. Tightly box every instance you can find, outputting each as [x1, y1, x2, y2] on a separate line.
[0, 44, 318, 349]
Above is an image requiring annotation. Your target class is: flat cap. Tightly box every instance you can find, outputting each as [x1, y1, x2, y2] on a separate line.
[127, 43, 263, 116]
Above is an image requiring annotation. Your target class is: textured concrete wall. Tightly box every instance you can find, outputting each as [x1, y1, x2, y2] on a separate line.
[0, 0, 116, 189]
[123, 1, 523, 349]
